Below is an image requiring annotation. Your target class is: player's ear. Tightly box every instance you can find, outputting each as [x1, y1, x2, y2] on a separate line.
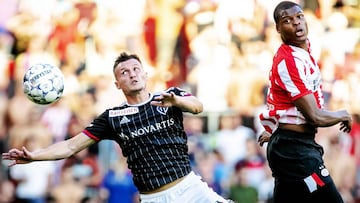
[114, 81, 121, 90]
[276, 23, 280, 33]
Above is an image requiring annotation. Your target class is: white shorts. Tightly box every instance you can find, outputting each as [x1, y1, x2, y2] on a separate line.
[139, 171, 229, 203]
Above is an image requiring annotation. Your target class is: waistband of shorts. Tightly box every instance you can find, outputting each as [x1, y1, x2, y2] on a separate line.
[140, 171, 197, 199]
[278, 123, 317, 134]
[274, 127, 316, 139]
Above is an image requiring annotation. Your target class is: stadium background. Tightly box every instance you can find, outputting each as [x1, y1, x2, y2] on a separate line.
[0, 0, 360, 202]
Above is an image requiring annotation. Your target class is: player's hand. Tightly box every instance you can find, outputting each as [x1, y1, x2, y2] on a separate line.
[340, 120, 352, 133]
[339, 110, 352, 133]
[258, 131, 271, 147]
[2, 147, 33, 167]
[151, 92, 176, 107]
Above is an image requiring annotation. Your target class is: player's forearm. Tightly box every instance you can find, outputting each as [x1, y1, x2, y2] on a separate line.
[175, 95, 203, 114]
[31, 140, 76, 161]
[309, 109, 350, 127]
[295, 94, 351, 127]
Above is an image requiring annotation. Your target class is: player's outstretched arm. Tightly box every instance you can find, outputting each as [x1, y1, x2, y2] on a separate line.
[151, 92, 203, 114]
[2, 133, 96, 167]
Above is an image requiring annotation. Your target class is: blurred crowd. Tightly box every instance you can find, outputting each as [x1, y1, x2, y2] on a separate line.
[0, 0, 360, 202]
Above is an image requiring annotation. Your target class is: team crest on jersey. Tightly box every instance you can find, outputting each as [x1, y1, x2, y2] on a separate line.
[109, 107, 139, 117]
[157, 106, 168, 115]
[118, 132, 130, 140]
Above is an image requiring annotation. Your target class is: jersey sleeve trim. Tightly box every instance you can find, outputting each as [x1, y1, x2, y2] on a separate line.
[292, 89, 312, 101]
[82, 129, 100, 141]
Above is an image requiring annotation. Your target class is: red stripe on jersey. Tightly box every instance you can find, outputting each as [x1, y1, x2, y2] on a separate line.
[311, 173, 325, 187]
[313, 89, 323, 108]
[82, 130, 100, 141]
[278, 46, 311, 101]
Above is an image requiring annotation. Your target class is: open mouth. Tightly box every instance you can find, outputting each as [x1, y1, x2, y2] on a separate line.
[131, 80, 138, 85]
[295, 28, 304, 37]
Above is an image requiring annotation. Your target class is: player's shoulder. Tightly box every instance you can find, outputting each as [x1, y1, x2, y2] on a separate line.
[276, 44, 294, 58]
[274, 44, 304, 67]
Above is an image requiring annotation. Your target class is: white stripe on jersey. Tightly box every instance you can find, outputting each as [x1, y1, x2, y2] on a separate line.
[278, 59, 301, 98]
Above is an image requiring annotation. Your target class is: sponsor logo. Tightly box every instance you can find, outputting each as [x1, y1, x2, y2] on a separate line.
[109, 107, 139, 117]
[120, 116, 130, 124]
[118, 118, 175, 139]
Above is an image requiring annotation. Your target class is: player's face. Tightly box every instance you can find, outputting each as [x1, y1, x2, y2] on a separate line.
[276, 5, 308, 48]
[114, 59, 147, 95]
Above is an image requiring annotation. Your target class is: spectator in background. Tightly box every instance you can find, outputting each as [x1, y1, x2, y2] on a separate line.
[323, 127, 356, 203]
[40, 99, 72, 143]
[349, 114, 360, 166]
[0, 165, 15, 203]
[213, 0, 267, 49]
[228, 159, 258, 203]
[183, 114, 207, 167]
[154, 0, 186, 86]
[101, 156, 139, 203]
[242, 137, 267, 191]
[73, 0, 98, 36]
[49, 166, 86, 203]
[48, 3, 81, 63]
[61, 145, 102, 202]
[257, 163, 274, 203]
[186, 21, 231, 113]
[9, 135, 55, 203]
[211, 111, 255, 169]
[0, 92, 8, 154]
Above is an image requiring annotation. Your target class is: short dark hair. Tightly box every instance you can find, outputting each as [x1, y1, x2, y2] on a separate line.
[113, 52, 142, 71]
[273, 1, 302, 24]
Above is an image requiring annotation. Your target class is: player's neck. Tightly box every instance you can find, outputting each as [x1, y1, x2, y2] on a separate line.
[126, 91, 151, 105]
[285, 38, 309, 51]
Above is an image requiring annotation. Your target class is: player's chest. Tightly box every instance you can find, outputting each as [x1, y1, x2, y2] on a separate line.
[109, 106, 177, 133]
[303, 60, 321, 91]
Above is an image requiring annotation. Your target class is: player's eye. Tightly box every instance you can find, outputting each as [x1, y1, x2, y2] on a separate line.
[133, 67, 141, 72]
[122, 70, 129, 75]
[283, 18, 291, 24]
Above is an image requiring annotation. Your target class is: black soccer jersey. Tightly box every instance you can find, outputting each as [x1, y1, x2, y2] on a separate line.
[82, 87, 192, 192]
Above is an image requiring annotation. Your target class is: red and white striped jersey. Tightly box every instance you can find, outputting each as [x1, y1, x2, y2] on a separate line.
[259, 43, 324, 133]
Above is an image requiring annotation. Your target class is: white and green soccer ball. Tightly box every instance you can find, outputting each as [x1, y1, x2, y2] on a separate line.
[23, 63, 64, 105]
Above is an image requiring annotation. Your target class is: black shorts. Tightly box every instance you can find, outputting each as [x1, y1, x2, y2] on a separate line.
[267, 128, 343, 203]
[267, 128, 324, 179]
[273, 176, 343, 203]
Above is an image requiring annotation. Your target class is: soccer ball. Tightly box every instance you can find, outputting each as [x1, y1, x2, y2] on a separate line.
[23, 63, 64, 105]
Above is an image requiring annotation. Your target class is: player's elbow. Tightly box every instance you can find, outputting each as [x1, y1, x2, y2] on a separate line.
[306, 111, 330, 127]
[306, 116, 322, 126]
[182, 96, 203, 114]
[192, 103, 203, 114]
